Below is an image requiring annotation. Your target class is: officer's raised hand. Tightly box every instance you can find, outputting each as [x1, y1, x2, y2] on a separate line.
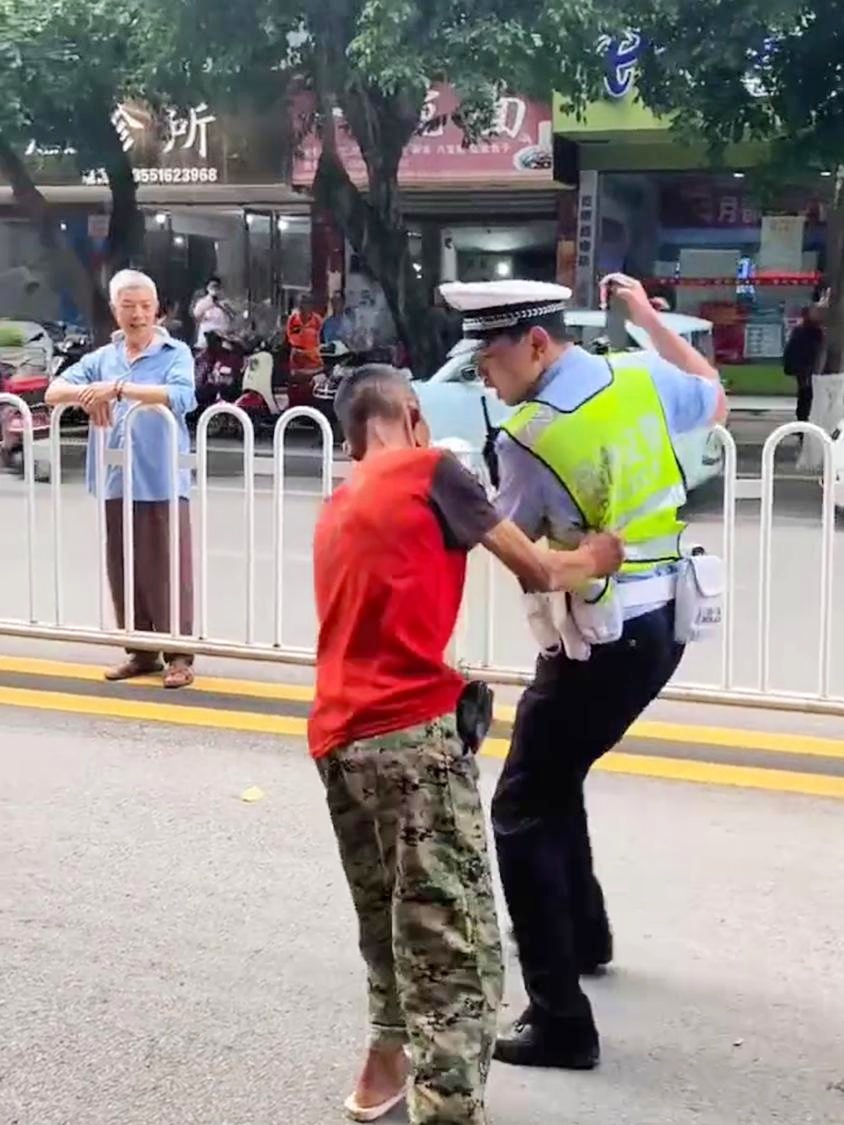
[599, 273, 654, 328]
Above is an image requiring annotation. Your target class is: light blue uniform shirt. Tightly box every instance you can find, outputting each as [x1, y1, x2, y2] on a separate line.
[62, 329, 197, 501]
[495, 346, 720, 617]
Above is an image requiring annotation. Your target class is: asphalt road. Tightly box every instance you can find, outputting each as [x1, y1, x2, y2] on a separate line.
[1, 706, 842, 1125]
[1, 466, 843, 701]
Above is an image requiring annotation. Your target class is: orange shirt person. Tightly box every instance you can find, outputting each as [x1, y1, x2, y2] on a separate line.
[286, 293, 324, 373]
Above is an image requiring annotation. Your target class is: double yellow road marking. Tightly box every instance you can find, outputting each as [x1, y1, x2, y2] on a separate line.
[0, 654, 843, 800]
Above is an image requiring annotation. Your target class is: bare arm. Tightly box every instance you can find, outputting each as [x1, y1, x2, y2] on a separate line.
[45, 377, 85, 406]
[483, 521, 622, 592]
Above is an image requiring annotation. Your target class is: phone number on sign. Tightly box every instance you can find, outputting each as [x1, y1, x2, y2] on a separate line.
[82, 166, 220, 186]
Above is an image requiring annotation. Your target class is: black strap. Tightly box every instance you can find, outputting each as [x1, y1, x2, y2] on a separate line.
[480, 396, 501, 490]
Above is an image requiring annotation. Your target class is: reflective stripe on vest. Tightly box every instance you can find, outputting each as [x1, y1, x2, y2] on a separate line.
[501, 358, 686, 574]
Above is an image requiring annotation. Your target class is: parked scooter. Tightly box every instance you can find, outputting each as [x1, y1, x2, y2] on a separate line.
[192, 330, 260, 437]
[311, 341, 358, 441]
[0, 360, 51, 479]
[50, 329, 93, 429]
[234, 331, 292, 438]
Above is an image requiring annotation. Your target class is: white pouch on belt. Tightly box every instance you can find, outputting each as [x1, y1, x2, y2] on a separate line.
[523, 592, 562, 656]
[674, 550, 725, 644]
[569, 578, 624, 646]
[522, 593, 591, 662]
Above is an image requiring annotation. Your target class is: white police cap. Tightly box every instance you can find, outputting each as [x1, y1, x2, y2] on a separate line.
[440, 280, 572, 336]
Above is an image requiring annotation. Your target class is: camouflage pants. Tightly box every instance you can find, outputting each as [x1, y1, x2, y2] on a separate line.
[317, 715, 504, 1125]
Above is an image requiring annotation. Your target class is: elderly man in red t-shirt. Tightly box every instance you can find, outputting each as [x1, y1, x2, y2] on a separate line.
[310, 364, 621, 1125]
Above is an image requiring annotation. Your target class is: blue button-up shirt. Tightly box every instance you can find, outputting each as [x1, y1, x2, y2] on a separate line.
[61, 328, 197, 501]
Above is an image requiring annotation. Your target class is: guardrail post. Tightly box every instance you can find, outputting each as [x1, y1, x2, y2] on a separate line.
[0, 392, 36, 622]
[758, 421, 835, 697]
[272, 407, 334, 650]
[196, 404, 257, 643]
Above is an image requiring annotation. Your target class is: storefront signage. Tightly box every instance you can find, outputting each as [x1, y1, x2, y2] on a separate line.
[598, 32, 646, 99]
[14, 98, 293, 189]
[291, 84, 553, 188]
[82, 102, 220, 185]
[574, 170, 599, 306]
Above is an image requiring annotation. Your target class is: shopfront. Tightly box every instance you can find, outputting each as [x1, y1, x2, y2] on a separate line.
[554, 54, 832, 371]
[0, 98, 312, 338]
[292, 83, 565, 342]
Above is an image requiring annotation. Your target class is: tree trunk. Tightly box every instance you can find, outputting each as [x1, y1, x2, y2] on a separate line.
[102, 133, 145, 271]
[311, 81, 436, 374]
[0, 133, 111, 338]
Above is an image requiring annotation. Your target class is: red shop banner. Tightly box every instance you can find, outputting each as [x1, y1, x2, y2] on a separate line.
[291, 85, 553, 189]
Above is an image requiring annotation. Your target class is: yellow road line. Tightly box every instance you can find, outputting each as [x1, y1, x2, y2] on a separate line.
[0, 685, 842, 801]
[0, 685, 308, 736]
[0, 654, 314, 703]
[481, 739, 844, 801]
[491, 708, 844, 760]
[1, 653, 843, 761]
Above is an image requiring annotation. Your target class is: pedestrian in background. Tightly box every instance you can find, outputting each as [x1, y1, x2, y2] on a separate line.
[46, 269, 197, 689]
[192, 275, 235, 350]
[784, 305, 824, 423]
[309, 364, 622, 1124]
[321, 291, 353, 346]
[286, 291, 324, 373]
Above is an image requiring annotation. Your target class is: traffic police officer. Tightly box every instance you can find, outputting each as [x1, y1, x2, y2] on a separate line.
[441, 274, 727, 1071]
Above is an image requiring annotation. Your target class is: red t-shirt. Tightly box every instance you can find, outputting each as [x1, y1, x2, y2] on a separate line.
[308, 448, 499, 759]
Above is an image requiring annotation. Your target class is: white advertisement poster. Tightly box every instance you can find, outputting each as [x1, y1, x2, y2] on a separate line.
[758, 215, 805, 274]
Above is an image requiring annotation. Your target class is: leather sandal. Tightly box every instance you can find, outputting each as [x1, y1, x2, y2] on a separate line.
[105, 658, 162, 682]
[163, 663, 195, 690]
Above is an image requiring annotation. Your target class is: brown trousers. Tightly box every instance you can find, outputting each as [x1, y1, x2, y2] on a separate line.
[105, 499, 194, 665]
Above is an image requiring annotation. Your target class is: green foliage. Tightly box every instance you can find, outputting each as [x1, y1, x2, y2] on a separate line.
[0, 0, 153, 162]
[607, 0, 843, 173]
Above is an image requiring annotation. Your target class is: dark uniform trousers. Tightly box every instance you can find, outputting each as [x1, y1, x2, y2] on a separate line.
[492, 604, 684, 1034]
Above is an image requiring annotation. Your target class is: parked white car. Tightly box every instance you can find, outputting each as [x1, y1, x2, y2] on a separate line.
[414, 309, 724, 495]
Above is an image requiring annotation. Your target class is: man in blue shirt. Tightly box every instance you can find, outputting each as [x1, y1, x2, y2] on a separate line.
[321, 291, 353, 346]
[442, 275, 727, 1072]
[46, 270, 198, 689]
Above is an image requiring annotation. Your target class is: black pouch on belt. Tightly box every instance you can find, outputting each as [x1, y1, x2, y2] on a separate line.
[456, 681, 494, 754]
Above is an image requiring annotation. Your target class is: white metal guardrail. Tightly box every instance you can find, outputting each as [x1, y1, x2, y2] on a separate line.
[0, 396, 840, 715]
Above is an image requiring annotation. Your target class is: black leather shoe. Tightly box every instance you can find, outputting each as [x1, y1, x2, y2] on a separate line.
[494, 1015, 600, 1070]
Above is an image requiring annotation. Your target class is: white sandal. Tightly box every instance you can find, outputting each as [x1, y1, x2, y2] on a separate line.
[343, 1087, 406, 1122]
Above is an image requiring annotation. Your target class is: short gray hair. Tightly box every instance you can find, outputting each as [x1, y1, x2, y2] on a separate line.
[334, 364, 413, 460]
[109, 269, 158, 305]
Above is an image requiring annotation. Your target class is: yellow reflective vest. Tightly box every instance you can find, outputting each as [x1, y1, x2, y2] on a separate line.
[500, 358, 687, 575]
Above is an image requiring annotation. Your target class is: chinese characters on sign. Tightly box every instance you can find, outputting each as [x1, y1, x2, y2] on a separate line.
[23, 102, 220, 186]
[111, 103, 216, 158]
[574, 170, 599, 307]
[292, 84, 552, 187]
